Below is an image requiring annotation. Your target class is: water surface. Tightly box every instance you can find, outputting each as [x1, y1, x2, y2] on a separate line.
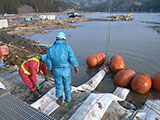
[26, 13, 160, 105]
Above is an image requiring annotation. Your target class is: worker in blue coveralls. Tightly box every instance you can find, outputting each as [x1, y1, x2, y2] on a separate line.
[46, 32, 79, 105]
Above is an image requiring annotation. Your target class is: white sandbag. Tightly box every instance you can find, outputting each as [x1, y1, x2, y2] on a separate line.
[135, 99, 160, 120]
[77, 69, 106, 91]
[0, 19, 8, 29]
[39, 15, 47, 20]
[0, 81, 6, 89]
[113, 86, 130, 100]
[69, 87, 129, 120]
[31, 69, 106, 115]
[31, 86, 76, 115]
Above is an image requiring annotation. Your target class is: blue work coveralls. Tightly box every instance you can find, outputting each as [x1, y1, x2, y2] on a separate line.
[46, 40, 78, 102]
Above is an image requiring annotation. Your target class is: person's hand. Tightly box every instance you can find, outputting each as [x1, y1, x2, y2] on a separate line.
[45, 76, 49, 81]
[74, 67, 79, 73]
[35, 83, 40, 89]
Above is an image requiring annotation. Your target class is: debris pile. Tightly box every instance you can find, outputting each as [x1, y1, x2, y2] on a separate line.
[0, 31, 48, 68]
[107, 13, 134, 21]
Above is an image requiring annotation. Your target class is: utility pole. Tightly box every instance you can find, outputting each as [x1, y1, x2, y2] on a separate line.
[136, 8, 138, 13]
[151, 8, 153, 13]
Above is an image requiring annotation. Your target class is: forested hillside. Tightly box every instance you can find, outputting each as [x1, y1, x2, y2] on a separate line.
[0, 0, 75, 14]
[62, 0, 108, 7]
[82, 0, 160, 12]
[0, 0, 160, 14]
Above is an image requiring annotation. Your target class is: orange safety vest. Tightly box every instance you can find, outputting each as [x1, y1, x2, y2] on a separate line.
[21, 57, 40, 75]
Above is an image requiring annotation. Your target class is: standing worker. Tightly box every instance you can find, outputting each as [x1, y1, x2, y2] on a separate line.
[19, 55, 49, 97]
[46, 32, 79, 105]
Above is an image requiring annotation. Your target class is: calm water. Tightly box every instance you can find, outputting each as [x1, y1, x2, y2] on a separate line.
[26, 13, 160, 104]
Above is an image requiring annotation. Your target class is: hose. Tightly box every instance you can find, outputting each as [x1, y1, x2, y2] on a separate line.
[23, 80, 46, 101]
[23, 78, 54, 101]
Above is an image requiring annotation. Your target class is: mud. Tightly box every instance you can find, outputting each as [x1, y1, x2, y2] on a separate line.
[0, 31, 48, 68]
[102, 101, 133, 120]
[152, 26, 160, 34]
[141, 21, 160, 34]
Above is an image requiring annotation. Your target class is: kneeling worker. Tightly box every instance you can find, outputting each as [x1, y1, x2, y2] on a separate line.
[19, 55, 49, 97]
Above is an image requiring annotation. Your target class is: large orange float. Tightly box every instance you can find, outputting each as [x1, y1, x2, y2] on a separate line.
[109, 55, 125, 73]
[114, 69, 136, 87]
[153, 72, 160, 91]
[0, 46, 9, 60]
[131, 74, 152, 94]
[86, 53, 106, 68]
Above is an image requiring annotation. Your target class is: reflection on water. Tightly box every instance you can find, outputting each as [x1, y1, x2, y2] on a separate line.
[26, 13, 160, 104]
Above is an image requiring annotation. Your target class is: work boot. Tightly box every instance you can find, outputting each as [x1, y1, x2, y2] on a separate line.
[33, 90, 41, 98]
[56, 96, 64, 106]
[64, 99, 71, 104]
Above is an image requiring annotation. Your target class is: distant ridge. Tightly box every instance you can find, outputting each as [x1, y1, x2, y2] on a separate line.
[62, 0, 108, 7]
[81, 0, 160, 12]
[0, 0, 159, 13]
[0, 0, 76, 14]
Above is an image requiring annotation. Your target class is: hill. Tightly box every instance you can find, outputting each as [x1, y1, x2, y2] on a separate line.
[62, 0, 108, 7]
[0, 0, 76, 14]
[82, 0, 160, 12]
[0, 0, 159, 14]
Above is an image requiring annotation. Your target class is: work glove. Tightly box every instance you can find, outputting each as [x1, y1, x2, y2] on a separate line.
[74, 67, 79, 73]
[45, 76, 49, 81]
[35, 83, 40, 89]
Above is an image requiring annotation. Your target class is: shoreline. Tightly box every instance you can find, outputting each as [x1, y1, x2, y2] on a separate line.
[0, 12, 115, 68]
[0, 12, 160, 68]
[1, 12, 116, 36]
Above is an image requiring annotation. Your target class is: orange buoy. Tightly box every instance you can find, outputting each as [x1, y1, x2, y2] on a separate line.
[153, 72, 160, 91]
[0, 46, 9, 60]
[109, 55, 125, 73]
[86, 53, 106, 68]
[131, 74, 152, 94]
[114, 69, 136, 87]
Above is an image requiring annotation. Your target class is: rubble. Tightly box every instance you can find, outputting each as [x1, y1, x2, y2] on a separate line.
[0, 31, 48, 67]
[1, 13, 114, 36]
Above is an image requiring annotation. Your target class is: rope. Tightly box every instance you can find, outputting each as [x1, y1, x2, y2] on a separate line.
[144, 103, 160, 116]
[81, 94, 105, 120]
[106, 23, 111, 62]
[105, 0, 112, 62]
